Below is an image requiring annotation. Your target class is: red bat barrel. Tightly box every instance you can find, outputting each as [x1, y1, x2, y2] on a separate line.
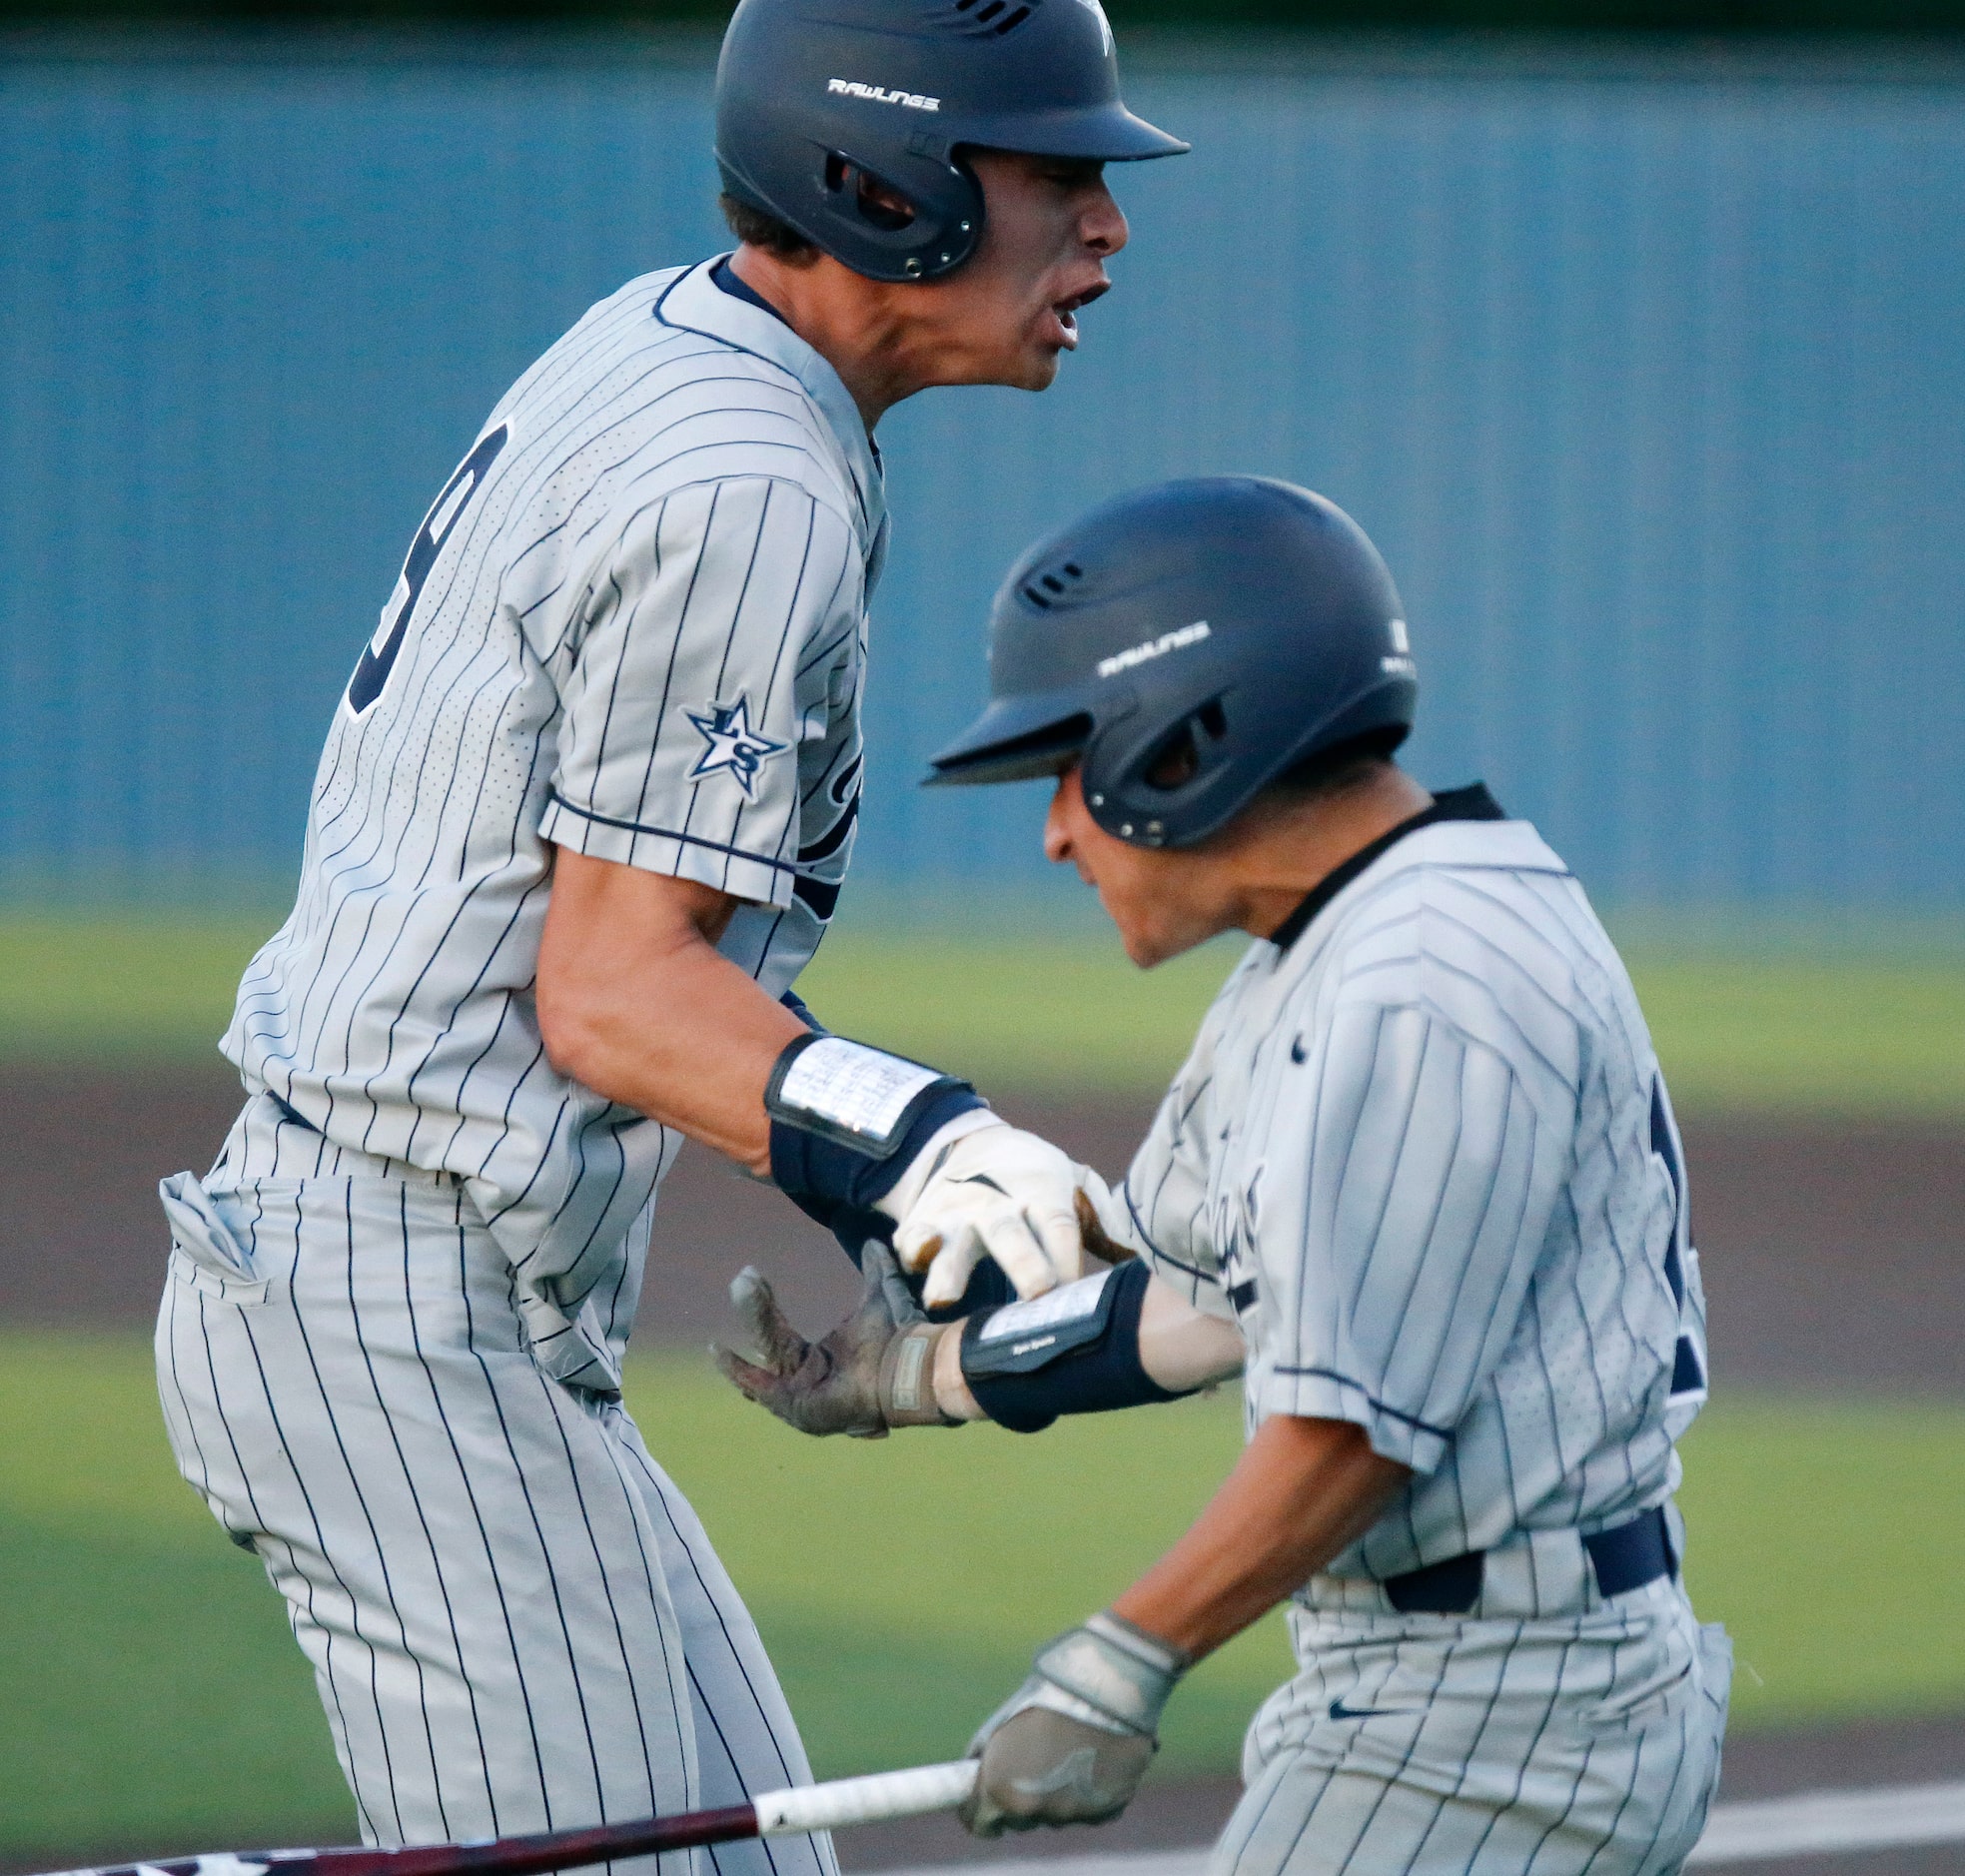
[51, 1804, 760, 1876]
[38, 1760, 980, 1876]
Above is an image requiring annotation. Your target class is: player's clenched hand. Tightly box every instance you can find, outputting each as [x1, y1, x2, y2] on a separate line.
[961, 1612, 1189, 1837]
[879, 1115, 1105, 1306]
[712, 1244, 953, 1436]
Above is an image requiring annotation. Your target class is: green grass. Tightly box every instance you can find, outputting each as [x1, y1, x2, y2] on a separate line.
[3, 1333, 1961, 1856]
[797, 930, 1243, 1096]
[0, 1334, 357, 1853]
[1672, 1397, 1965, 1720]
[805, 935, 1965, 1115]
[0, 914, 280, 1062]
[2, 911, 1963, 1114]
[1619, 954, 1965, 1118]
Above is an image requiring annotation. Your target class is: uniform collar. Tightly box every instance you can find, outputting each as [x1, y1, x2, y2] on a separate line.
[653, 256, 885, 539]
[1269, 782, 1511, 952]
[711, 254, 790, 327]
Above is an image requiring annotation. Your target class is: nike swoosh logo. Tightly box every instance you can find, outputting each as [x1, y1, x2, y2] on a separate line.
[1328, 1695, 1416, 1721]
[1010, 1745, 1104, 1799]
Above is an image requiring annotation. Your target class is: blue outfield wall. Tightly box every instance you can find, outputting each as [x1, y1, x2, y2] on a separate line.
[2, 35, 1963, 911]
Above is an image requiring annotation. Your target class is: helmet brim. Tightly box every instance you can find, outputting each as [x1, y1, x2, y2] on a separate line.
[924, 692, 1093, 787]
[966, 104, 1189, 163]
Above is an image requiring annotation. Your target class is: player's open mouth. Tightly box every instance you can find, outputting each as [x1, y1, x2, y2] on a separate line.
[1050, 282, 1109, 351]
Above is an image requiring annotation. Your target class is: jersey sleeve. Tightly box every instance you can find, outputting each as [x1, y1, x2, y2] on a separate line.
[1245, 994, 1578, 1474]
[1122, 990, 1240, 1323]
[539, 476, 861, 907]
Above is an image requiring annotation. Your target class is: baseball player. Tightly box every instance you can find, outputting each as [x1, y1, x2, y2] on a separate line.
[152, 0, 1184, 1864]
[720, 477, 1732, 1874]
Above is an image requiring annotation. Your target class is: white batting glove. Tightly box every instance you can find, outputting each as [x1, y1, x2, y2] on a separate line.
[877, 1113, 1097, 1307]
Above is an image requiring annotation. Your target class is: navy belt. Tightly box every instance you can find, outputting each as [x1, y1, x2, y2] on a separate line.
[1382, 1505, 1676, 1615]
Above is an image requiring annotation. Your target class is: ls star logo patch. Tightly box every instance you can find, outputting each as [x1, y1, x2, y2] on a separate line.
[687, 696, 786, 797]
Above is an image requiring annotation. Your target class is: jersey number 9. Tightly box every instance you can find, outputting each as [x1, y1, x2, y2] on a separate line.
[348, 424, 510, 715]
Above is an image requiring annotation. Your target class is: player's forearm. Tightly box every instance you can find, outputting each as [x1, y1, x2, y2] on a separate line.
[1111, 1413, 1408, 1661]
[537, 847, 804, 1174]
[928, 1269, 1244, 1419]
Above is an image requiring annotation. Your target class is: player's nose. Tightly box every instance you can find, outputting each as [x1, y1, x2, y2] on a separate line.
[1043, 774, 1079, 865]
[1082, 182, 1128, 258]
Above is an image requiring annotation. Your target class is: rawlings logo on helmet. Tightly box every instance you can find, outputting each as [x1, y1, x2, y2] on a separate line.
[827, 79, 942, 111]
[1096, 619, 1211, 679]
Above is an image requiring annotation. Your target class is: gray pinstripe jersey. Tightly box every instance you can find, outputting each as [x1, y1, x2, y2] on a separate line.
[223, 257, 883, 1324]
[1128, 809, 1711, 1582]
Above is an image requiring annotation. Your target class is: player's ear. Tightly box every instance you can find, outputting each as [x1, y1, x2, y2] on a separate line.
[1144, 726, 1200, 790]
[1141, 700, 1229, 793]
[824, 156, 917, 233]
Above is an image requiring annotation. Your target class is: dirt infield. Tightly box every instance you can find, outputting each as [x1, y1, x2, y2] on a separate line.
[3, 1061, 1959, 1396]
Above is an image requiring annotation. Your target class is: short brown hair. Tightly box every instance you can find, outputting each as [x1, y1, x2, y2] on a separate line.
[719, 193, 819, 264]
[1269, 727, 1407, 802]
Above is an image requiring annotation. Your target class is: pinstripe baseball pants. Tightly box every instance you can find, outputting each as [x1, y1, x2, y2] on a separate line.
[153, 1158, 836, 1876]
[1217, 1550, 1730, 1876]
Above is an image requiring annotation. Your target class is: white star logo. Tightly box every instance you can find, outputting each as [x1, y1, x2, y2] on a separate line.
[687, 695, 787, 797]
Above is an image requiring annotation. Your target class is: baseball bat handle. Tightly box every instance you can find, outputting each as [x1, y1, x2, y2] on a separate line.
[32, 1760, 981, 1876]
[755, 1760, 978, 1837]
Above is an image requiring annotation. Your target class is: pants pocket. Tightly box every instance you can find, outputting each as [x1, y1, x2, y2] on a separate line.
[1581, 1656, 1694, 1733]
[1580, 1608, 1726, 1736]
[159, 1171, 275, 1306]
[1697, 1620, 1734, 1721]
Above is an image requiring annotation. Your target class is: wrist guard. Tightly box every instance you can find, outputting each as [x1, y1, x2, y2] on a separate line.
[960, 1259, 1192, 1432]
[766, 1034, 986, 1229]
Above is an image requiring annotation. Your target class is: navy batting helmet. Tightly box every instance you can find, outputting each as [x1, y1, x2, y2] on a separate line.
[714, 0, 1187, 285]
[925, 477, 1418, 848]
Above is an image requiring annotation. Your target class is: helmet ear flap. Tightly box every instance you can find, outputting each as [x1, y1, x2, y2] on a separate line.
[803, 146, 984, 280]
[822, 154, 919, 234]
[1140, 696, 1231, 793]
[1082, 693, 1234, 846]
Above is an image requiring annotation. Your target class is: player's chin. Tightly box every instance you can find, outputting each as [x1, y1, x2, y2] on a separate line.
[1100, 889, 1206, 971]
[1094, 888, 1164, 968]
[1003, 342, 1065, 392]
[1007, 315, 1076, 389]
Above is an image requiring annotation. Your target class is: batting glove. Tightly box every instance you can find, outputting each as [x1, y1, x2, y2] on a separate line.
[878, 1113, 1104, 1307]
[961, 1612, 1190, 1838]
[713, 1243, 958, 1436]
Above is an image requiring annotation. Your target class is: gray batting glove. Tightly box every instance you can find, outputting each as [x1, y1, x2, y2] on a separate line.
[961, 1612, 1191, 1838]
[713, 1242, 956, 1438]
